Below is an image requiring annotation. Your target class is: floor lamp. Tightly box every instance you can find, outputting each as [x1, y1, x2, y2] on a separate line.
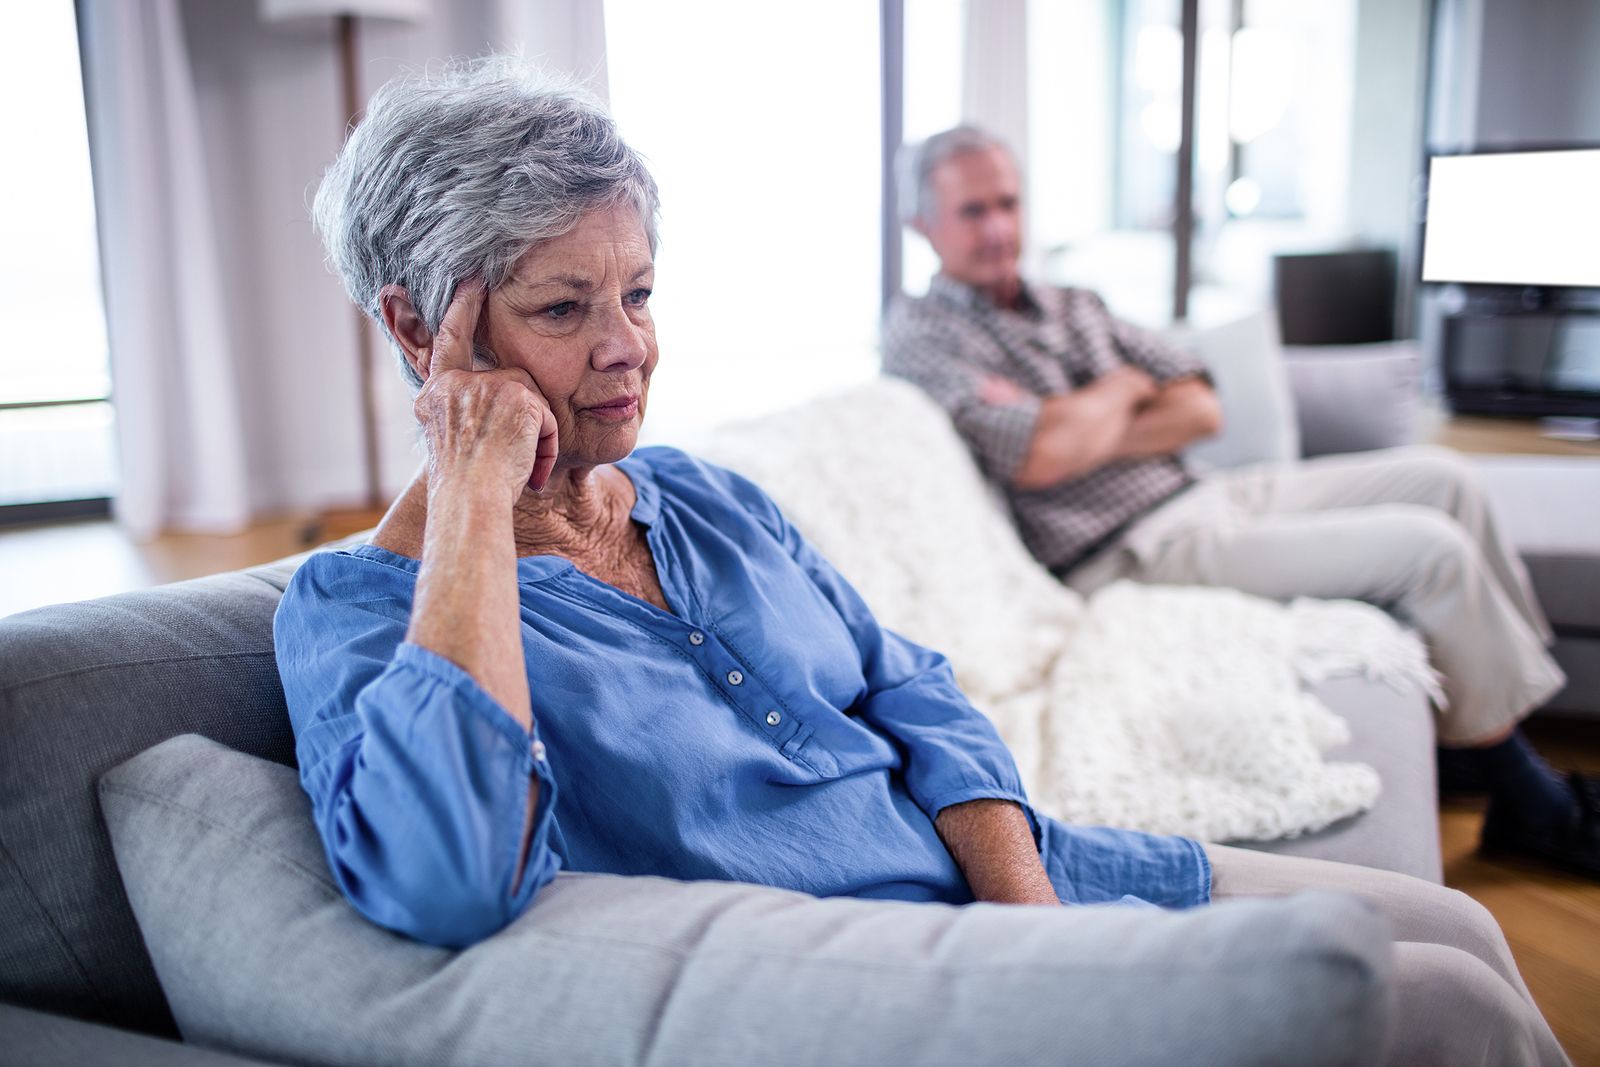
[260, 0, 427, 538]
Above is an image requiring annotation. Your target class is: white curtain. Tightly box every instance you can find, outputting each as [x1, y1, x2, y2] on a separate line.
[79, 0, 251, 537]
[492, 0, 611, 102]
[962, 0, 1030, 172]
[75, 0, 609, 538]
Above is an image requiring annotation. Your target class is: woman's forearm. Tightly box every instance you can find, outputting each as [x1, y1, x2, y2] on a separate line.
[934, 798, 1062, 905]
[407, 475, 533, 731]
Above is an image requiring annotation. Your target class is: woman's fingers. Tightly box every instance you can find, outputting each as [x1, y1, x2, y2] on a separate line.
[530, 414, 559, 493]
[428, 278, 486, 379]
[490, 367, 560, 493]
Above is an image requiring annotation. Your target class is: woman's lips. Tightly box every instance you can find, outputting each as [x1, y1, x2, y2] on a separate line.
[584, 396, 639, 420]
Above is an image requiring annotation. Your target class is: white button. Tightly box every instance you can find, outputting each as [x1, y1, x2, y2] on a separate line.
[530, 740, 547, 761]
[688, 631, 705, 646]
[766, 710, 782, 727]
[727, 670, 744, 686]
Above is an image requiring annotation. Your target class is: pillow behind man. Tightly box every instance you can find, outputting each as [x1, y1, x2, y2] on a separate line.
[1283, 341, 1423, 458]
[1175, 310, 1301, 470]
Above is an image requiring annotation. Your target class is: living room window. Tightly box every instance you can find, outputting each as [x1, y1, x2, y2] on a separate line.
[604, 0, 884, 443]
[890, 0, 1360, 327]
[0, 2, 117, 524]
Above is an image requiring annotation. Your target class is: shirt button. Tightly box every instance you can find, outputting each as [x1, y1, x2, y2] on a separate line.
[766, 710, 782, 727]
[530, 740, 547, 762]
[688, 631, 705, 646]
[727, 670, 744, 686]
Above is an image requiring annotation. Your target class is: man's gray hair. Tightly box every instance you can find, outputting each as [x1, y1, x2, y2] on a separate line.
[313, 56, 660, 389]
[899, 125, 1012, 226]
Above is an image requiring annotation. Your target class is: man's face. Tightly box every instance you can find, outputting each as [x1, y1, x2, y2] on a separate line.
[916, 146, 1023, 292]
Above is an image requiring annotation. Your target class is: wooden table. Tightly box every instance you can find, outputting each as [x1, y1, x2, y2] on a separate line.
[1427, 412, 1600, 458]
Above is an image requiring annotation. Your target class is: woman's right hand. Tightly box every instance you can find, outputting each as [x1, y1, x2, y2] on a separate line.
[412, 279, 561, 500]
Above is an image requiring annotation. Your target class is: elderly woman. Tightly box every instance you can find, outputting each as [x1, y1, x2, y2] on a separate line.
[277, 59, 1567, 1065]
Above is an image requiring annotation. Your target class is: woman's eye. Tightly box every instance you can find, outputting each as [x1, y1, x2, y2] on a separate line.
[545, 301, 578, 320]
[626, 288, 652, 306]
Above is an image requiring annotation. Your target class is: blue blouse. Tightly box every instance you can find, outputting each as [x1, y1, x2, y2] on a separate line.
[274, 446, 1210, 947]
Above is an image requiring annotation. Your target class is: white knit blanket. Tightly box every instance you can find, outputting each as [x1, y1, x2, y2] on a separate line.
[696, 378, 1440, 842]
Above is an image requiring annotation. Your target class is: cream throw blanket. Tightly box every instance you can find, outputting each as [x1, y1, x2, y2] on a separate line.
[696, 378, 1440, 842]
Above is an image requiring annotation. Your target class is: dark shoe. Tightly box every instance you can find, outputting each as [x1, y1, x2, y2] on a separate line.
[1573, 771, 1600, 819]
[1437, 745, 1491, 798]
[1479, 773, 1600, 880]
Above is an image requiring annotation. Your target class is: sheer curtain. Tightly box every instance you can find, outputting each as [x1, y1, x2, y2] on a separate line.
[78, 0, 251, 537]
[75, 0, 611, 537]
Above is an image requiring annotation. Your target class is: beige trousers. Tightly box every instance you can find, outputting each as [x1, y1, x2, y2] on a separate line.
[1065, 447, 1566, 744]
[1207, 845, 1570, 1066]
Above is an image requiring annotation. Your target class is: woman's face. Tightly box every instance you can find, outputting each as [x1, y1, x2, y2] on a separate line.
[477, 202, 657, 472]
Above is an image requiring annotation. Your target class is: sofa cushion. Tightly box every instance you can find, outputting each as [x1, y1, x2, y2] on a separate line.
[1283, 342, 1422, 457]
[0, 557, 302, 1036]
[99, 734, 1394, 1067]
[1175, 310, 1302, 470]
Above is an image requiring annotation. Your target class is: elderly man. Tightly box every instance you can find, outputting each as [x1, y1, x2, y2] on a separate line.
[882, 125, 1598, 879]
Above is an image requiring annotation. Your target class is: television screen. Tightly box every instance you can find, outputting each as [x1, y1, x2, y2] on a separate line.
[1421, 148, 1600, 288]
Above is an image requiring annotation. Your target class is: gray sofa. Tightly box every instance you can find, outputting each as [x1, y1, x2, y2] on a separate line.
[0, 530, 1437, 1066]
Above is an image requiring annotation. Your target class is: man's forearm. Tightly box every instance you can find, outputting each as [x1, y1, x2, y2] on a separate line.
[934, 799, 1061, 905]
[1013, 368, 1155, 489]
[1112, 378, 1222, 459]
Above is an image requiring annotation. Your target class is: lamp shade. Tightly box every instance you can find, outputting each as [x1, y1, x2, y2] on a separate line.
[259, 0, 427, 23]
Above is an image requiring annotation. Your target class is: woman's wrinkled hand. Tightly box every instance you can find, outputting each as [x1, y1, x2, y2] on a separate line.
[412, 279, 560, 500]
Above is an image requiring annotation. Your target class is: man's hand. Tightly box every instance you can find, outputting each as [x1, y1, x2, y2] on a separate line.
[1012, 366, 1157, 490]
[934, 798, 1062, 906]
[978, 373, 1029, 406]
[1111, 376, 1222, 459]
[413, 279, 561, 500]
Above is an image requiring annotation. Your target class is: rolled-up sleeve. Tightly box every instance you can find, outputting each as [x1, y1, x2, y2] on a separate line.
[274, 557, 561, 947]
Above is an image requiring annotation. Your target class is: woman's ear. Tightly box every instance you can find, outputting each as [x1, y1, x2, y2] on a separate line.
[378, 284, 433, 382]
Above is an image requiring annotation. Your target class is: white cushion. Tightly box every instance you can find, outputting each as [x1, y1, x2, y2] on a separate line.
[1174, 311, 1302, 469]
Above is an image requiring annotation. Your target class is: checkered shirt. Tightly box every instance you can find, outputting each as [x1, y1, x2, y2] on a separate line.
[881, 274, 1209, 573]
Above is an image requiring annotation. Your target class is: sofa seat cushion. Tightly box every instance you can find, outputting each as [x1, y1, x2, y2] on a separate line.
[99, 734, 1393, 1067]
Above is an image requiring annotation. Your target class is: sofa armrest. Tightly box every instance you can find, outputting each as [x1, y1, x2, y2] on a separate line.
[0, 1003, 289, 1067]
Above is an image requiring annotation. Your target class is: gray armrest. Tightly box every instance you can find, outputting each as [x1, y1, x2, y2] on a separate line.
[0, 1003, 288, 1067]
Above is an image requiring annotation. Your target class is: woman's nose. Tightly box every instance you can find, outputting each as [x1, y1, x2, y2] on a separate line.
[590, 301, 650, 372]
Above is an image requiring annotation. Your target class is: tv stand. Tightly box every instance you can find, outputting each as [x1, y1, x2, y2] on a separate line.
[1443, 306, 1600, 418]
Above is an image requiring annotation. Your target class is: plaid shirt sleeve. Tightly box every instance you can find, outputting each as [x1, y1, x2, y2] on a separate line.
[1097, 294, 1212, 384]
[881, 305, 1042, 484]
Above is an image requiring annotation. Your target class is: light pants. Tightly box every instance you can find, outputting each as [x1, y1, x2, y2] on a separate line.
[1207, 845, 1570, 1066]
[1065, 446, 1566, 744]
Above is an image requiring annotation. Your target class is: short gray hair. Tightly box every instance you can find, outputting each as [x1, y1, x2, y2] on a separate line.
[898, 125, 1011, 226]
[313, 56, 660, 389]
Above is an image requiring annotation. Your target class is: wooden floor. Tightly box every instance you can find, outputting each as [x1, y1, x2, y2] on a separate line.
[3, 516, 1599, 1061]
[1446, 717, 1600, 1065]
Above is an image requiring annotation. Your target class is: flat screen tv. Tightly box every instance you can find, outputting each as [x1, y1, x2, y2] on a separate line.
[1422, 147, 1600, 418]
[1422, 147, 1600, 289]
